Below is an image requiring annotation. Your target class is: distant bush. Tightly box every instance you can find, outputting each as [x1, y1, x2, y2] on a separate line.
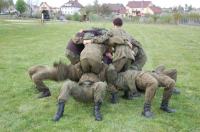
[65, 14, 72, 20]
[72, 13, 81, 21]
[65, 13, 81, 21]
[158, 15, 173, 24]
[32, 11, 41, 19]
[89, 14, 104, 21]
[122, 13, 200, 25]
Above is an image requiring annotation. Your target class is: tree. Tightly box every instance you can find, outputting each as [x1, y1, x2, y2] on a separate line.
[93, 0, 100, 14]
[99, 4, 112, 16]
[8, 0, 13, 5]
[16, 0, 26, 15]
[177, 5, 184, 13]
[27, 0, 33, 17]
[0, 0, 5, 12]
[0, 0, 13, 12]
[188, 5, 193, 12]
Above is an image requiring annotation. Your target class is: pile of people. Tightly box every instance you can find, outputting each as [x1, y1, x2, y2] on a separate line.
[28, 18, 180, 121]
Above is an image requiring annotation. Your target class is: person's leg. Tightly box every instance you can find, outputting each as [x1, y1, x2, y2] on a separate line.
[93, 82, 107, 121]
[28, 65, 47, 79]
[109, 84, 119, 104]
[136, 73, 158, 118]
[163, 69, 180, 94]
[31, 67, 58, 98]
[156, 74, 176, 113]
[155, 65, 180, 94]
[54, 80, 78, 121]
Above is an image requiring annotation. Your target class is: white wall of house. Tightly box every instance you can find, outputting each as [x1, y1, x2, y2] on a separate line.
[127, 7, 145, 16]
[144, 7, 154, 15]
[126, 7, 155, 16]
[61, 7, 80, 15]
[39, 4, 50, 11]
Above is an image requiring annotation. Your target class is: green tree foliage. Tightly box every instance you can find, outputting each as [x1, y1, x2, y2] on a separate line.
[80, 2, 112, 17]
[151, 15, 159, 23]
[93, 0, 100, 14]
[72, 13, 80, 21]
[172, 7, 182, 24]
[99, 4, 112, 16]
[16, 0, 26, 15]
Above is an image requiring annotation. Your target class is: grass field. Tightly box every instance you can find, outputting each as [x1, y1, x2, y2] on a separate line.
[0, 19, 200, 132]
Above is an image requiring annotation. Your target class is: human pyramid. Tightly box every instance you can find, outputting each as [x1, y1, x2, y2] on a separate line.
[28, 18, 180, 121]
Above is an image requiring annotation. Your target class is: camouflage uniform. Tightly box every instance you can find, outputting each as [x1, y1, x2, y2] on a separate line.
[129, 37, 147, 71]
[58, 73, 106, 103]
[28, 62, 83, 98]
[154, 65, 180, 94]
[107, 65, 176, 117]
[109, 28, 135, 72]
[154, 65, 177, 81]
[80, 32, 110, 74]
[65, 28, 110, 65]
[65, 32, 84, 64]
[54, 73, 107, 121]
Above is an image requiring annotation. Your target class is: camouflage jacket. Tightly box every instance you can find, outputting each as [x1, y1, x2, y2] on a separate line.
[109, 28, 135, 62]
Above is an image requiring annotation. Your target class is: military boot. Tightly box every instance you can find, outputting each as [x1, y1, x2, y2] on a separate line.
[172, 87, 181, 95]
[160, 100, 176, 113]
[53, 101, 65, 121]
[122, 90, 132, 100]
[132, 92, 141, 98]
[111, 92, 118, 104]
[94, 101, 102, 121]
[38, 89, 51, 98]
[142, 103, 153, 118]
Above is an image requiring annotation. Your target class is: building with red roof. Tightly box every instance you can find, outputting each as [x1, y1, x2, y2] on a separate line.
[102, 3, 126, 17]
[126, 1, 162, 16]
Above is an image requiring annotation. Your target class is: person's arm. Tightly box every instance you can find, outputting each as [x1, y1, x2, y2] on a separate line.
[130, 35, 142, 48]
[91, 31, 113, 44]
[71, 32, 84, 44]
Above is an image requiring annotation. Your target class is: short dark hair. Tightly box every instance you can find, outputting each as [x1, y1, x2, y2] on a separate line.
[113, 18, 123, 26]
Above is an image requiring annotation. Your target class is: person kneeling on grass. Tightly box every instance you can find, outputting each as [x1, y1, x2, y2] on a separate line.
[53, 73, 107, 121]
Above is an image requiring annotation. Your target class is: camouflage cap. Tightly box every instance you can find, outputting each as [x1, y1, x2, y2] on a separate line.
[83, 32, 95, 40]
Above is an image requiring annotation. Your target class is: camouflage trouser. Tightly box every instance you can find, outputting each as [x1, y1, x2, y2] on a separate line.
[136, 72, 175, 104]
[58, 80, 107, 103]
[131, 50, 147, 70]
[28, 65, 68, 92]
[65, 49, 80, 65]
[154, 65, 177, 82]
[113, 58, 133, 72]
[80, 58, 103, 74]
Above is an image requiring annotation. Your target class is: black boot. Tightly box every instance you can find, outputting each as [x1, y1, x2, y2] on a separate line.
[142, 103, 153, 118]
[94, 102, 102, 121]
[122, 90, 133, 100]
[53, 101, 65, 121]
[132, 92, 141, 98]
[38, 89, 51, 98]
[160, 100, 176, 113]
[172, 87, 181, 95]
[111, 92, 118, 104]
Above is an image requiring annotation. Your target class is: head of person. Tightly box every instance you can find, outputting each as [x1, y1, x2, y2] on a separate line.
[113, 17, 123, 27]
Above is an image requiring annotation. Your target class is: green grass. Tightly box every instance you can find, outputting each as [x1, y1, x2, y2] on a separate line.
[0, 19, 200, 132]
